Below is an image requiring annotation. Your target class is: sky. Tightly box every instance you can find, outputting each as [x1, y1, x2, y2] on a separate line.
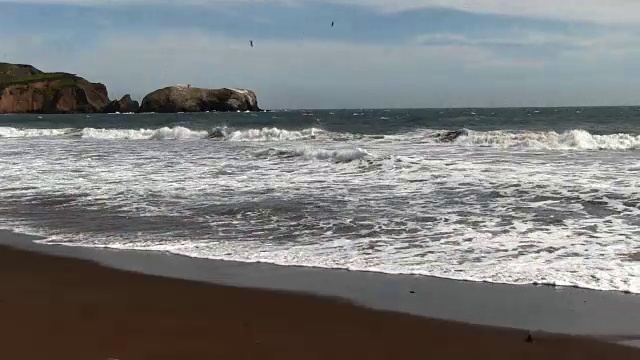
[1, 1, 640, 109]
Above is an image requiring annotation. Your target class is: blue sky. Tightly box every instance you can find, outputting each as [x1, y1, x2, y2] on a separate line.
[1, 1, 640, 108]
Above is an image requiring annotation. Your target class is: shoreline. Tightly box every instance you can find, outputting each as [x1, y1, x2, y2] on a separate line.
[1, 231, 639, 359]
[18, 231, 638, 297]
[1, 230, 639, 346]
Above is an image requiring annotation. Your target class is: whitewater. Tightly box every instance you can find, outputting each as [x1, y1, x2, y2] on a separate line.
[0, 108, 638, 294]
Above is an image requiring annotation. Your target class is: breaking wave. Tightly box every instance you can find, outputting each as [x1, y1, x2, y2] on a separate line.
[78, 127, 209, 140]
[220, 127, 325, 141]
[1, 124, 640, 150]
[450, 129, 640, 150]
[0, 127, 73, 138]
[0, 126, 328, 142]
[255, 146, 372, 163]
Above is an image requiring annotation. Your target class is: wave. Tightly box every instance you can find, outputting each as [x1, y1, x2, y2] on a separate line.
[77, 126, 209, 140]
[2, 124, 640, 150]
[255, 146, 371, 163]
[0, 126, 209, 140]
[0, 126, 330, 142]
[449, 129, 640, 150]
[0, 127, 74, 138]
[219, 127, 326, 141]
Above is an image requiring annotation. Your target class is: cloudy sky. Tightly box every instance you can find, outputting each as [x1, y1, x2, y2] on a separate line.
[1, 1, 640, 109]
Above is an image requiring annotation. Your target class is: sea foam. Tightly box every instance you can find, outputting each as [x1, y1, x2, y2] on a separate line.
[450, 129, 640, 150]
[2, 124, 640, 151]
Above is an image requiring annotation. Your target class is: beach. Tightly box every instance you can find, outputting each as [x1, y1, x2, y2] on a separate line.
[1, 231, 639, 359]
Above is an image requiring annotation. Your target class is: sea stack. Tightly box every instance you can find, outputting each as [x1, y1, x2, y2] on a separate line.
[104, 94, 140, 113]
[138, 85, 261, 113]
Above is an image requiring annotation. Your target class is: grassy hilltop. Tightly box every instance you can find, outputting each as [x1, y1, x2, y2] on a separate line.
[0, 63, 83, 90]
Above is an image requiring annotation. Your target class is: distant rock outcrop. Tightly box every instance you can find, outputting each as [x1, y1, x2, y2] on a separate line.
[139, 85, 260, 113]
[104, 94, 140, 113]
[0, 62, 110, 114]
[0, 62, 264, 114]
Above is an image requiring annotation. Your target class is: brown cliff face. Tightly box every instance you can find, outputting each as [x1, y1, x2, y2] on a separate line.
[0, 63, 110, 114]
[0, 79, 110, 114]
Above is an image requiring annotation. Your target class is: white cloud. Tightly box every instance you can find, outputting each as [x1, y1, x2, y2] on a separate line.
[413, 32, 585, 47]
[341, 0, 640, 23]
[3, 0, 640, 23]
[412, 31, 639, 50]
[2, 30, 640, 108]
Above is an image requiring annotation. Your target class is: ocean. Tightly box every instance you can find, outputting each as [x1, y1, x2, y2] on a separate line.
[0, 107, 638, 294]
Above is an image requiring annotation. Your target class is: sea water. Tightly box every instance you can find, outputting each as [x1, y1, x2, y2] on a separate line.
[0, 107, 638, 293]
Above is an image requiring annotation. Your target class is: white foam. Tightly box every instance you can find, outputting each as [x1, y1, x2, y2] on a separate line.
[79, 126, 208, 140]
[0, 126, 333, 142]
[225, 127, 325, 142]
[257, 146, 372, 163]
[293, 147, 371, 162]
[453, 129, 640, 150]
[0, 126, 72, 138]
[1, 124, 639, 295]
[3, 126, 640, 151]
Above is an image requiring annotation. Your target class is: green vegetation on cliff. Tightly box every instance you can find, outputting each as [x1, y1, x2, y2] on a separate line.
[0, 63, 82, 89]
[0, 62, 111, 114]
[0, 62, 42, 77]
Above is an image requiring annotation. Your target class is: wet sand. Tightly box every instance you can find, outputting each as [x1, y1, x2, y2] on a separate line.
[4, 230, 639, 340]
[0, 232, 639, 359]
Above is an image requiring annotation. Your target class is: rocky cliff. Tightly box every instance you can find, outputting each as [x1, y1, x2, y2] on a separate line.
[139, 85, 260, 113]
[0, 63, 263, 114]
[0, 63, 110, 114]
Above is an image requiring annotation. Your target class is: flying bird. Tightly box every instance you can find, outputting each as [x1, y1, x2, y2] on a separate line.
[250, 40, 254, 48]
[331, 21, 334, 27]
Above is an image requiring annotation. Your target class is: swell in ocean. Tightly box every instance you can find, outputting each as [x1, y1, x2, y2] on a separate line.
[0, 109, 638, 295]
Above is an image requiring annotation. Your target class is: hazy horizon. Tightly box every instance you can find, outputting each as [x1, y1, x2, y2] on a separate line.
[2, 1, 640, 109]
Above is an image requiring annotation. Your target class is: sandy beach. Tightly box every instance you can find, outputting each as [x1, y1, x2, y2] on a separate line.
[0, 238, 639, 360]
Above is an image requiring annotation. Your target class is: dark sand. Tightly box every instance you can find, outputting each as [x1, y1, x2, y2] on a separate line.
[0, 235, 639, 359]
[4, 231, 639, 340]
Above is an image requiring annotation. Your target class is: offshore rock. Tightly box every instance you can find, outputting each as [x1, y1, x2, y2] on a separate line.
[139, 85, 260, 113]
[104, 94, 140, 113]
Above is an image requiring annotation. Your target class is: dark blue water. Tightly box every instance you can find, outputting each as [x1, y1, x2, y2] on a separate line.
[2, 107, 640, 135]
